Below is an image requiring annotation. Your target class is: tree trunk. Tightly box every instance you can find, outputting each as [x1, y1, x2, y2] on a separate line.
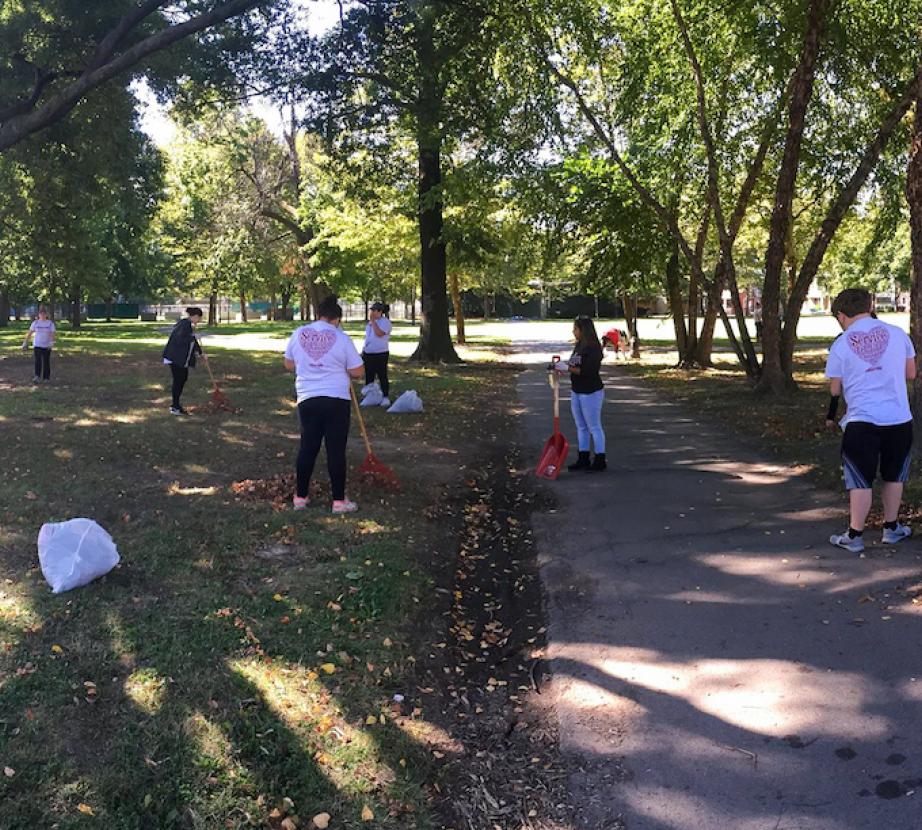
[105, 297, 113, 322]
[13, 304, 21, 321]
[449, 271, 466, 344]
[664, 248, 690, 365]
[239, 290, 247, 322]
[907, 88, 922, 459]
[409, 20, 459, 364]
[695, 288, 721, 367]
[623, 294, 641, 357]
[758, 0, 831, 395]
[48, 279, 57, 321]
[69, 284, 81, 329]
[208, 292, 217, 326]
[0, 287, 9, 328]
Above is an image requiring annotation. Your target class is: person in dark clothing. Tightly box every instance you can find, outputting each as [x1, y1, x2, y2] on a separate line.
[162, 307, 205, 415]
[557, 315, 607, 472]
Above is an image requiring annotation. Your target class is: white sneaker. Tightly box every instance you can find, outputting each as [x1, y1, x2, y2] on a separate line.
[380, 397, 390, 408]
[332, 499, 358, 515]
[829, 532, 865, 553]
[882, 523, 912, 544]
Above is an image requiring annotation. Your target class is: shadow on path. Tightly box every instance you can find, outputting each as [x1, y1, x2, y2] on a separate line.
[518, 365, 922, 830]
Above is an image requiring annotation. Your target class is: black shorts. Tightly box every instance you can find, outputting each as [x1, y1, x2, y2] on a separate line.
[841, 420, 913, 490]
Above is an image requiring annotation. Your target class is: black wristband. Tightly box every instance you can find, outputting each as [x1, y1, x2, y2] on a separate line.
[826, 395, 840, 422]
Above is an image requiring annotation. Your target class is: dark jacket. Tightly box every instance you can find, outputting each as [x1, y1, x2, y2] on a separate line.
[162, 318, 202, 368]
[570, 344, 603, 394]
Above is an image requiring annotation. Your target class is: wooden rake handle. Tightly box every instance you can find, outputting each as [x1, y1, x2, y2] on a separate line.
[349, 382, 374, 456]
[198, 340, 217, 384]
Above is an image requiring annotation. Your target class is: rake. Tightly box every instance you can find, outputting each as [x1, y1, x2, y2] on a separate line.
[199, 343, 234, 412]
[349, 383, 400, 490]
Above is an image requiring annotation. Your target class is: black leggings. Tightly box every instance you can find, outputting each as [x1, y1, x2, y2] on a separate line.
[297, 396, 351, 500]
[33, 347, 51, 380]
[363, 351, 389, 397]
[169, 364, 188, 408]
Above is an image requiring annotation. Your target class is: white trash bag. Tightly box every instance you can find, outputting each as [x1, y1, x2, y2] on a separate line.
[38, 518, 120, 594]
[360, 382, 384, 407]
[386, 390, 423, 414]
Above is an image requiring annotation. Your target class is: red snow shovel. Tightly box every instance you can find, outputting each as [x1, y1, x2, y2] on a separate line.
[536, 356, 569, 480]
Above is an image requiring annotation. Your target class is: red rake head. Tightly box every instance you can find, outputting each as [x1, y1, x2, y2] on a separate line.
[209, 384, 235, 413]
[358, 452, 401, 490]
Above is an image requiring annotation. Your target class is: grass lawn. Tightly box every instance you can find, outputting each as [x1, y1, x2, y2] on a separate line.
[0, 322, 516, 829]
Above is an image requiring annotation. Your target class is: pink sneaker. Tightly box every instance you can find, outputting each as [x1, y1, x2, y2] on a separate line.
[332, 499, 357, 515]
[293, 495, 309, 510]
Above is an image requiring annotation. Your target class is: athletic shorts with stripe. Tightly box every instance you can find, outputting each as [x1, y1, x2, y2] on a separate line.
[840, 420, 913, 490]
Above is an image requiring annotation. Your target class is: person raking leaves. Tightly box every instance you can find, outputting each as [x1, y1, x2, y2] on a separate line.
[284, 296, 365, 514]
[162, 306, 206, 415]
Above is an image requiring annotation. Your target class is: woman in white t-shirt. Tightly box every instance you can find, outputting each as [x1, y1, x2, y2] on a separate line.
[22, 306, 56, 383]
[284, 296, 364, 514]
[362, 301, 393, 407]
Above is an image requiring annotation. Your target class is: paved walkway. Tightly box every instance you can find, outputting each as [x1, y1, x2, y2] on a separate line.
[517, 364, 922, 830]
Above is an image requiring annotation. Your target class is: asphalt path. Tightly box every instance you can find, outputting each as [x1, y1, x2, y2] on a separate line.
[516, 351, 922, 830]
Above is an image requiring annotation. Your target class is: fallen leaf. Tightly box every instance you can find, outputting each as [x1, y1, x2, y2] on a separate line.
[382, 637, 393, 647]
[319, 663, 336, 675]
[366, 715, 378, 725]
[77, 803, 95, 816]
[273, 593, 284, 602]
[312, 813, 331, 829]
[280, 615, 291, 625]
[361, 805, 374, 821]
[281, 818, 298, 830]
[3, 767, 14, 778]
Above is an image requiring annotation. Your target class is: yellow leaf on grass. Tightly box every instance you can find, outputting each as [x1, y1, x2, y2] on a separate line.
[77, 803, 95, 815]
[366, 715, 378, 725]
[312, 814, 331, 829]
[382, 637, 393, 647]
[307, 671, 319, 681]
[319, 663, 336, 675]
[273, 593, 284, 602]
[51, 644, 63, 654]
[361, 805, 374, 821]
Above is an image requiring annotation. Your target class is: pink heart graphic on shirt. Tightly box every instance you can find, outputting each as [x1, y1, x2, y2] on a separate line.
[299, 328, 336, 361]
[847, 325, 890, 366]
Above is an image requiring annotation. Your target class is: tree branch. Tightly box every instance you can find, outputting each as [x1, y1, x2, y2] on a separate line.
[0, 0, 266, 152]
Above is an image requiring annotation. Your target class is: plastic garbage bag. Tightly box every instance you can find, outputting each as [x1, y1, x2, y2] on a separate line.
[360, 382, 383, 407]
[386, 390, 423, 414]
[38, 518, 120, 594]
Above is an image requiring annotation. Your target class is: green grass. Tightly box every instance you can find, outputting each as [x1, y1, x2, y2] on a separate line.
[0, 329, 509, 829]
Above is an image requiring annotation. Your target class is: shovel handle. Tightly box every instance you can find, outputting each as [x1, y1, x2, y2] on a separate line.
[551, 358, 561, 432]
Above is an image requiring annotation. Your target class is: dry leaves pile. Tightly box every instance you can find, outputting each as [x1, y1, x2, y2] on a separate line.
[415, 450, 579, 830]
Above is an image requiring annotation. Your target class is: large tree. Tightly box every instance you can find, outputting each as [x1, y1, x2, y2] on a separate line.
[303, 1, 505, 362]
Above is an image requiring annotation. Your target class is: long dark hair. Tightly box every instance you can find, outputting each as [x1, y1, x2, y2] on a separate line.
[573, 316, 601, 352]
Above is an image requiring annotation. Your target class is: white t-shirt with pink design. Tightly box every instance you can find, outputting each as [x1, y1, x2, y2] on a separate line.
[285, 321, 363, 403]
[825, 317, 915, 427]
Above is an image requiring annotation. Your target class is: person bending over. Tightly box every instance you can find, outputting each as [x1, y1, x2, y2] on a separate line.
[825, 288, 915, 553]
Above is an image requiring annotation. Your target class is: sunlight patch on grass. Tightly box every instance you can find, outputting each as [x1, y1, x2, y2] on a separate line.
[167, 483, 220, 497]
[124, 668, 167, 715]
[185, 710, 235, 765]
[230, 657, 387, 792]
